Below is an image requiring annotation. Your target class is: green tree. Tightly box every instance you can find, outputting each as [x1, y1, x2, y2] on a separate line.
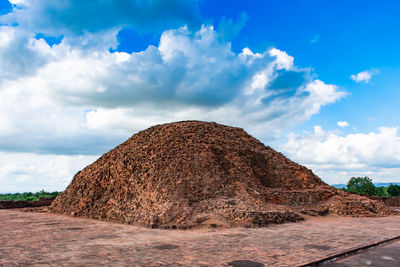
[387, 184, 400, 196]
[375, 186, 389, 197]
[347, 177, 377, 195]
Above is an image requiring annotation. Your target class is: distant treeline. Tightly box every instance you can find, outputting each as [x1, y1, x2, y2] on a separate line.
[0, 190, 61, 201]
[340, 177, 400, 197]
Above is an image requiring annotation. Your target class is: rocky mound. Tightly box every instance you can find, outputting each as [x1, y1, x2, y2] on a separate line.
[50, 121, 395, 228]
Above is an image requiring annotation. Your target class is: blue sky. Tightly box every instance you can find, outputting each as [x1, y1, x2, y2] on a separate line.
[201, 0, 400, 133]
[0, 0, 399, 192]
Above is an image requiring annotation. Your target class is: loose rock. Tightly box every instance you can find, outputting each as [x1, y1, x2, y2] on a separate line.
[50, 121, 396, 228]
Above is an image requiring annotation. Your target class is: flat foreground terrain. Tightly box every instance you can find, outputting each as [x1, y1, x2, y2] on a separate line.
[325, 239, 400, 266]
[0, 210, 399, 266]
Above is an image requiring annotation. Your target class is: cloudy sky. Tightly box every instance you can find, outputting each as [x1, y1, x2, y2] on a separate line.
[0, 0, 399, 193]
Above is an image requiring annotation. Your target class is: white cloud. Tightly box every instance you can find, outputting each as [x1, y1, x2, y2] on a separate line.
[350, 69, 379, 83]
[337, 121, 349, 127]
[269, 48, 294, 70]
[301, 80, 346, 117]
[8, 0, 27, 5]
[0, 25, 346, 157]
[0, 152, 97, 193]
[0, 26, 53, 80]
[0, 2, 347, 192]
[281, 126, 400, 184]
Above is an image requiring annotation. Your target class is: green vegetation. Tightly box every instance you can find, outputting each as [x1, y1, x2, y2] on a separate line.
[341, 177, 399, 197]
[347, 177, 377, 195]
[0, 190, 60, 201]
[375, 186, 390, 197]
[387, 184, 400, 196]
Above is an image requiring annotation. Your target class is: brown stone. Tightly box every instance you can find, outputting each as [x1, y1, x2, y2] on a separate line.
[49, 121, 397, 228]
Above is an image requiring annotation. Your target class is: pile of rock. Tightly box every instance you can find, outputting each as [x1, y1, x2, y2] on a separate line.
[50, 121, 395, 228]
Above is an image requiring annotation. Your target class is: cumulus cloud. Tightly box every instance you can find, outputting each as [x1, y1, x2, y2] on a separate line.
[281, 126, 400, 184]
[2, 0, 202, 37]
[0, 25, 346, 156]
[350, 69, 379, 83]
[0, 26, 51, 80]
[337, 121, 349, 127]
[0, 1, 348, 191]
[0, 152, 97, 193]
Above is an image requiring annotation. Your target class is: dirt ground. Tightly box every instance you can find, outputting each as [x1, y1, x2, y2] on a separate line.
[1, 210, 399, 266]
